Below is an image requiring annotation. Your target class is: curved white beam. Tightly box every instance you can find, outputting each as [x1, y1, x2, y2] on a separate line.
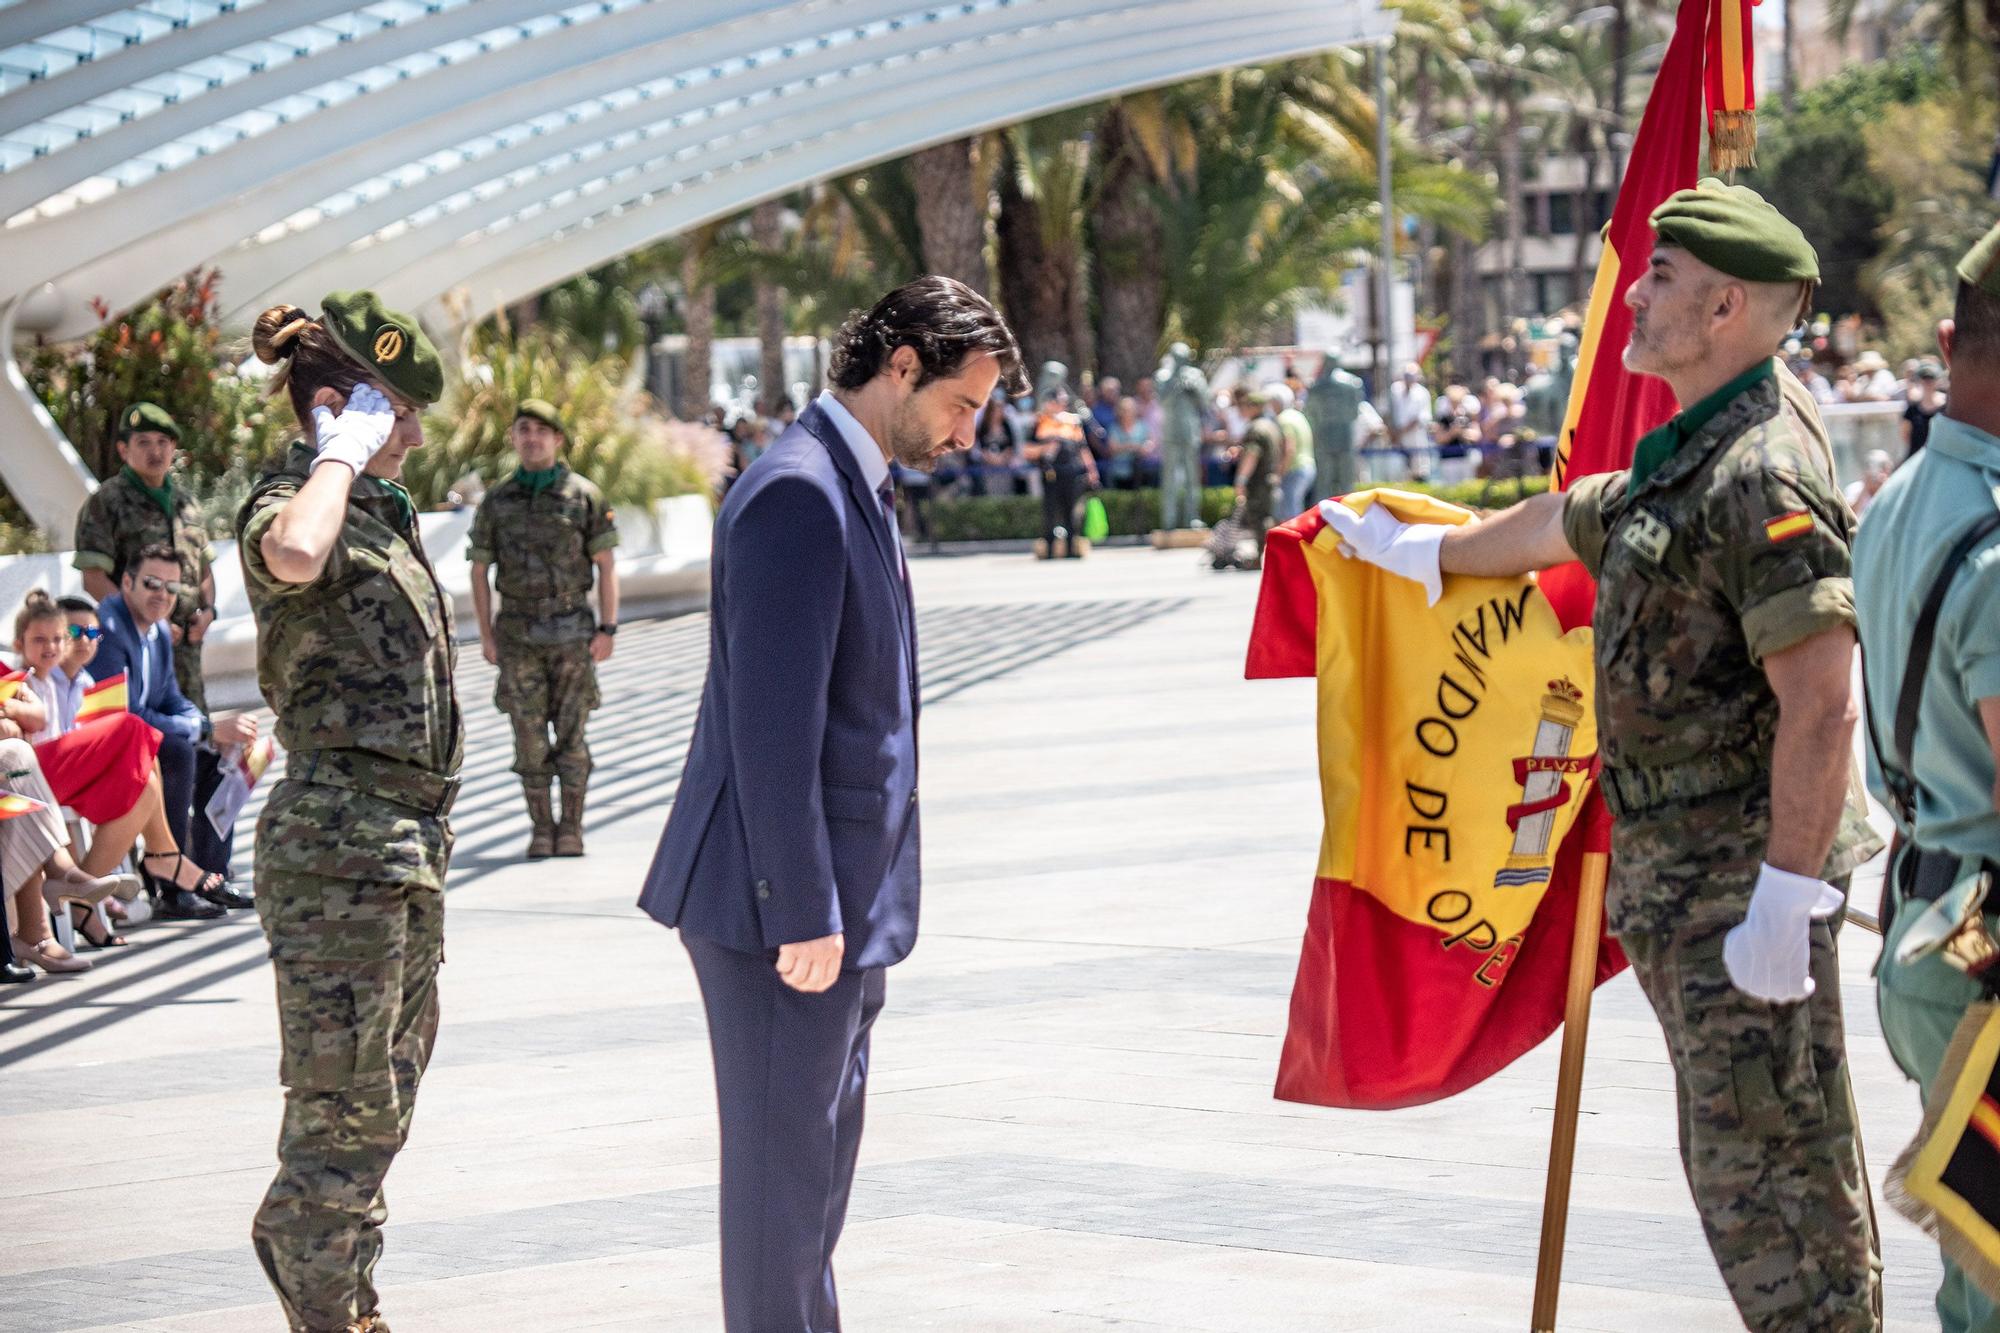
[423, 7, 1396, 322]
[0, 0, 361, 140]
[0, 293, 99, 545]
[9, 0, 923, 335]
[213, 0, 1022, 324]
[0, 0, 648, 223]
[238, 0, 1190, 321]
[0, 1, 134, 53]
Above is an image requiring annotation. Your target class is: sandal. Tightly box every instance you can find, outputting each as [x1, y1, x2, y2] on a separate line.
[69, 901, 127, 950]
[141, 851, 226, 898]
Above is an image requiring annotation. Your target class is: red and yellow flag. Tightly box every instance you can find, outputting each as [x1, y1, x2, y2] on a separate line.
[0, 669, 23, 704]
[1244, 0, 1731, 1108]
[76, 672, 128, 721]
[0, 793, 45, 821]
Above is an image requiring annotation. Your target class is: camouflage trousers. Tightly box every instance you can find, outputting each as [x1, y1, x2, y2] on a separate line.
[494, 637, 598, 790]
[251, 780, 449, 1332]
[1621, 906, 1882, 1333]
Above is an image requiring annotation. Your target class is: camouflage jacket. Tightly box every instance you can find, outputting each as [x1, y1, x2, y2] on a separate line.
[466, 466, 617, 643]
[237, 442, 463, 780]
[1562, 363, 1880, 930]
[72, 468, 214, 632]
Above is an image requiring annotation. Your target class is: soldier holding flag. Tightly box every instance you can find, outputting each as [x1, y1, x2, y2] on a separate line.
[1331, 180, 1883, 1332]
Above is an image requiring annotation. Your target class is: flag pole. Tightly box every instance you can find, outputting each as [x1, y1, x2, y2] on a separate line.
[1530, 848, 1610, 1332]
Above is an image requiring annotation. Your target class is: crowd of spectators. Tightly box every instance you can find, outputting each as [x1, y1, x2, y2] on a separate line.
[2, 553, 257, 983]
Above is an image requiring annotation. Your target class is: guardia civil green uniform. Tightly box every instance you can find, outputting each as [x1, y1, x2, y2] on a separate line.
[72, 402, 217, 710]
[465, 399, 618, 856]
[1560, 181, 1884, 1332]
[237, 293, 460, 1333]
[1853, 222, 2000, 1333]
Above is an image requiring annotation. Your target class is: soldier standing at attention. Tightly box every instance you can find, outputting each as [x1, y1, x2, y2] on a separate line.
[237, 292, 461, 1333]
[1331, 181, 1883, 1331]
[1854, 220, 2000, 1333]
[466, 399, 619, 859]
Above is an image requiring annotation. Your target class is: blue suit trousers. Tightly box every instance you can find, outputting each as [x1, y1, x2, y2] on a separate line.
[683, 936, 886, 1333]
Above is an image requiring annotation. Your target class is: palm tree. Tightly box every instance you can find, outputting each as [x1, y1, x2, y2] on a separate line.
[911, 136, 994, 295]
[1831, 0, 2000, 168]
[1090, 95, 1182, 385]
[751, 200, 788, 411]
[673, 221, 725, 421]
[996, 110, 1096, 376]
[1469, 0, 1567, 363]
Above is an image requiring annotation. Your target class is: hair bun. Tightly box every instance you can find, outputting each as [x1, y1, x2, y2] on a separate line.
[251, 304, 313, 364]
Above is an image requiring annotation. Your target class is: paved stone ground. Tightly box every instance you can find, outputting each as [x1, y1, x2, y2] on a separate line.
[0, 548, 1942, 1331]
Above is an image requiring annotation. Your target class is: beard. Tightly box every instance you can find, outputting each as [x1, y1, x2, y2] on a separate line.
[885, 397, 950, 472]
[1624, 311, 1707, 379]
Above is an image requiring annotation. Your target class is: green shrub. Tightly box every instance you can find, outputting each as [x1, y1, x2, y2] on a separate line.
[924, 477, 1545, 543]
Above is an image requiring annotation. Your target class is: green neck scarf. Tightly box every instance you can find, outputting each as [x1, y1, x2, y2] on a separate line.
[121, 465, 175, 517]
[514, 464, 565, 495]
[378, 479, 416, 531]
[1626, 358, 1774, 498]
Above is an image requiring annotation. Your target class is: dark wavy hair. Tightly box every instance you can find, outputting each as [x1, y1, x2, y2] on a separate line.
[1955, 277, 2000, 366]
[827, 276, 1026, 395]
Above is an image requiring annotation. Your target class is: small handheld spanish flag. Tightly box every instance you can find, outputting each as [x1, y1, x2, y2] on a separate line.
[0, 793, 45, 821]
[1889, 1001, 2000, 1304]
[0, 668, 23, 704]
[77, 672, 129, 721]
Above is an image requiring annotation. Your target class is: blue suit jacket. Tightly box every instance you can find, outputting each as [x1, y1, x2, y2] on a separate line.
[639, 402, 921, 969]
[91, 592, 203, 743]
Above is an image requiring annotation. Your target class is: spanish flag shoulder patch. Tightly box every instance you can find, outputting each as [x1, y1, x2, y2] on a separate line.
[1765, 510, 1814, 543]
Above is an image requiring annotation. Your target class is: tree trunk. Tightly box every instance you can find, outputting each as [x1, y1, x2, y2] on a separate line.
[1090, 105, 1167, 385]
[1500, 84, 1526, 371]
[1780, 0, 1797, 113]
[1448, 231, 1483, 384]
[1611, 0, 1631, 184]
[1413, 55, 1443, 317]
[1571, 122, 1598, 308]
[678, 245, 715, 422]
[751, 200, 788, 412]
[996, 161, 1078, 377]
[912, 138, 990, 295]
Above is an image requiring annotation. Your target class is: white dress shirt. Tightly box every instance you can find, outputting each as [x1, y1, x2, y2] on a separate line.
[815, 390, 892, 496]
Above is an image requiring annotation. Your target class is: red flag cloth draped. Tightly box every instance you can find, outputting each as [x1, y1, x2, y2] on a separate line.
[1244, 0, 1722, 1109]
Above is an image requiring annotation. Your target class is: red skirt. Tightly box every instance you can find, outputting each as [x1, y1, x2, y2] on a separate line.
[34, 714, 162, 825]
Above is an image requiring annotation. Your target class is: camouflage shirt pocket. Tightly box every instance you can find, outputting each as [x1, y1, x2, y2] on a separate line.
[338, 552, 441, 669]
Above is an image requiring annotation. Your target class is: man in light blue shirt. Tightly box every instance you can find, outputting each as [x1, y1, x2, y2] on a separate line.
[1853, 220, 2000, 1333]
[92, 544, 257, 916]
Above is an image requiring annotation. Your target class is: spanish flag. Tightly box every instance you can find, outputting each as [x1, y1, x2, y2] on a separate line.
[76, 672, 129, 721]
[1246, 0, 1733, 1107]
[0, 669, 23, 704]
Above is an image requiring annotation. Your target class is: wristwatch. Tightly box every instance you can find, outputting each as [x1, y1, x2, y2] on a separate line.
[596, 623, 618, 637]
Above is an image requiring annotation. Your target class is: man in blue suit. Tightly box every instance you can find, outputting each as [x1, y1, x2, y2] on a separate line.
[640, 277, 1022, 1330]
[92, 543, 258, 916]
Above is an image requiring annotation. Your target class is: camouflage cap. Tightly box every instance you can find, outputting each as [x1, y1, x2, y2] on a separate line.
[514, 398, 566, 435]
[1650, 178, 1818, 284]
[1956, 219, 2000, 296]
[320, 289, 444, 406]
[117, 401, 179, 441]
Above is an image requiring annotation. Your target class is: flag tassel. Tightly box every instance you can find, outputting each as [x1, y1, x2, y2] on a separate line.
[1708, 109, 1757, 172]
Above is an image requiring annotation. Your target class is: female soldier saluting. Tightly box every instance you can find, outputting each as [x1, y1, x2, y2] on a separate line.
[237, 292, 461, 1333]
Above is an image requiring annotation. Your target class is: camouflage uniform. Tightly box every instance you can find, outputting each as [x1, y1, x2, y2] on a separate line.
[1563, 361, 1884, 1332]
[73, 467, 216, 711]
[1239, 417, 1283, 541]
[238, 440, 463, 1333]
[466, 465, 617, 826]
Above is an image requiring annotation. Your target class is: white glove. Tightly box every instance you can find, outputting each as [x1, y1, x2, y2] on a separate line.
[309, 383, 395, 475]
[1319, 499, 1447, 606]
[1722, 863, 1846, 1003]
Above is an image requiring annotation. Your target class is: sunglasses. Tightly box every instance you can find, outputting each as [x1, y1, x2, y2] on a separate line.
[66, 625, 102, 642]
[136, 575, 183, 596]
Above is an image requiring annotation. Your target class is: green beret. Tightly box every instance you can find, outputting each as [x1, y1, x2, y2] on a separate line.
[514, 398, 566, 435]
[117, 401, 179, 441]
[320, 289, 444, 406]
[1649, 178, 1818, 284]
[1956, 220, 2000, 296]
